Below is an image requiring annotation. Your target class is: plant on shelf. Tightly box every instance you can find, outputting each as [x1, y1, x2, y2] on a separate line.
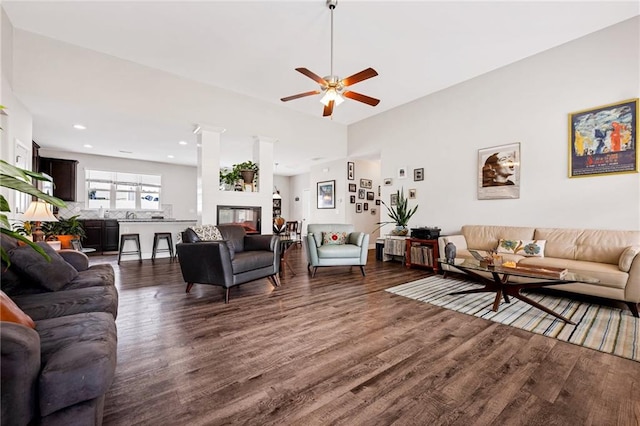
[232, 161, 259, 189]
[42, 215, 86, 248]
[1, 158, 66, 264]
[219, 168, 240, 189]
[376, 187, 418, 236]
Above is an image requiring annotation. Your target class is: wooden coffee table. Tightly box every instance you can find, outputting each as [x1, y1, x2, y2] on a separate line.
[440, 258, 599, 324]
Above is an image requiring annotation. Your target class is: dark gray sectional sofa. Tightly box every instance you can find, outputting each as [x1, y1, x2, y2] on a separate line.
[1, 235, 118, 426]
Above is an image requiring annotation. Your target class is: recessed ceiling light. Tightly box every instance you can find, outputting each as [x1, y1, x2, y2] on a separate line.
[83, 144, 93, 148]
[167, 155, 175, 159]
[178, 141, 188, 145]
[73, 124, 86, 130]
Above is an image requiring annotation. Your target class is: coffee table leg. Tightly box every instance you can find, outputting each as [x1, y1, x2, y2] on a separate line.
[492, 290, 503, 311]
[511, 292, 575, 325]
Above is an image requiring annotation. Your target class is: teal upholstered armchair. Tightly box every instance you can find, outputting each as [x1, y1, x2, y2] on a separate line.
[305, 224, 370, 278]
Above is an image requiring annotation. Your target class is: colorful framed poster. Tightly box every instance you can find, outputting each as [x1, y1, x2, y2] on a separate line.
[317, 180, 335, 209]
[569, 98, 638, 177]
[478, 142, 521, 200]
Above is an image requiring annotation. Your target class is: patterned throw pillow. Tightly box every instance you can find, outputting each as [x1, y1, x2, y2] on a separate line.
[190, 225, 223, 241]
[497, 239, 546, 257]
[322, 231, 348, 245]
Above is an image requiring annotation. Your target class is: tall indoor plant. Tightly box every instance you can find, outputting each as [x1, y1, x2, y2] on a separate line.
[1, 159, 66, 264]
[377, 187, 418, 236]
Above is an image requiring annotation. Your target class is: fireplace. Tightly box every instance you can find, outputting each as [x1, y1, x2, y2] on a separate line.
[217, 205, 261, 234]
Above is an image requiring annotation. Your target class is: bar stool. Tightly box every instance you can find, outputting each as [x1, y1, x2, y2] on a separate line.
[152, 232, 174, 262]
[118, 234, 142, 265]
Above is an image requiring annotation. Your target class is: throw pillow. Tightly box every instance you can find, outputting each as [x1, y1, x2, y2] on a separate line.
[619, 246, 640, 272]
[8, 242, 79, 291]
[190, 225, 223, 241]
[497, 239, 546, 257]
[0, 290, 35, 328]
[322, 231, 348, 245]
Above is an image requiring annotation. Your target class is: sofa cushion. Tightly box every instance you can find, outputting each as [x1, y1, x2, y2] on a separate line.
[323, 231, 348, 245]
[518, 257, 628, 290]
[0, 290, 35, 329]
[575, 229, 640, 265]
[462, 225, 535, 252]
[231, 251, 274, 274]
[8, 243, 78, 292]
[217, 225, 246, 253]
[37, 312, 117, 417]
[456, 248, 525, 264]
[64, 264, 115, 291]
[317, 244, 362, 258]
[497, 239, 546, 257]
[619, 246, 640, 272]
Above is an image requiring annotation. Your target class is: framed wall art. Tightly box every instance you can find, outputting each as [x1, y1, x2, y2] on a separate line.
[408, 188, 416, 199]
[390, 193, 398, 206]
[366, 191, 375, 200]
[358, 189, 365, 199]
[478, 142, 521, 200]
[350, 195, 356, 204]
[364, 203, 369, 211]
[356, 203, 363, 213]
[347, 161, 355, 180]
[569, 98, 638, 178]
[383, 178, 392, 186]
[360, 178, 372, 189]
[397, 167, 408, 179]
[348, 183, 357, 192]
[317, 180, 335, 209]
[414, 168, 424, 181]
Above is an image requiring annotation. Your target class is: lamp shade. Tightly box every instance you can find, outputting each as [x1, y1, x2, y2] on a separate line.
[22, 201, 58, 222]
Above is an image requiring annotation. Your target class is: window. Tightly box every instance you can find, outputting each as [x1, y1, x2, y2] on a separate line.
[86, 170, 161, 210]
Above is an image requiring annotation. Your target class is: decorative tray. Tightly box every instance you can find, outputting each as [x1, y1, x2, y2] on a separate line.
[499, 264, 568, 279]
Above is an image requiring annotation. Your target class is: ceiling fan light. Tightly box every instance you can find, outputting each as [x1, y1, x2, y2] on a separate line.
[320, 88, 344, 106]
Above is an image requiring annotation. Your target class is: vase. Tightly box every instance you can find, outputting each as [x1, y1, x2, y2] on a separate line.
[445, 242, 456, 264]
[56, 234, 75, 249]
[391, 225, 408, 236]
[240, 170, 255, 186]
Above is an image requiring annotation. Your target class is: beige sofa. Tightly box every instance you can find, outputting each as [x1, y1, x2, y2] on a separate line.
[437, 225, 640, 317]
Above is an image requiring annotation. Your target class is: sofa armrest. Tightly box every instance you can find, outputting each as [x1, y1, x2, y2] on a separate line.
[58, 250, 89, 271]
[348, 232, 366, 247]
[244, 235, 279, 252]
[1, 322, 41, 426]
[437, 235, 467, 259]
[176, 242, 234, 286]
[306, 234, 320, 266]
[625, 252, 640, 302]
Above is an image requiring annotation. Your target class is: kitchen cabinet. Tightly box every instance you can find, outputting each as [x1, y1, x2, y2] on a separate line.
[80, 219, 120, 253]
[39, 157, 78, 201]
[102, 220, 120, 251]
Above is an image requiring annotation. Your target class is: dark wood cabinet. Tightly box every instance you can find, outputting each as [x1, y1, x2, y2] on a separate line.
[39, 157, 78, 201]
[80, 219, 120, 253]
[102, 220, 120, 251]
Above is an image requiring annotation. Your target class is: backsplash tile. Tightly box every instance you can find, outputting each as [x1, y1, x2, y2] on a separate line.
[57, 202, 173, 220]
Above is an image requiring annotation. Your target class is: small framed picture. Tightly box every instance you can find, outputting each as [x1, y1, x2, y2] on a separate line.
[378, 185, 381, 196]
[371, 208, 377, 215]
[347, 161, 355, 180]
[348, 183, 357, 192]
[375, 199, 381, 205]
[390, 193, 398, 206]
[356, 203, 363, 213]
[366, 191, 375, 200]
[360, 178, 373, 189]
[364, 203, 369, 211]
[397, 167, 408, 179]
[358, 189, 366, 199]
[408, 188, 417, 199]
[414, 168, 424, 181]
[350, 195, 356, 204]
[383, 178, 392, 186]
[273, 198, 281, 208]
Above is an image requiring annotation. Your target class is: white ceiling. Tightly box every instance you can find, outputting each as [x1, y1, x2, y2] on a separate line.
[3, 1, 638, 174]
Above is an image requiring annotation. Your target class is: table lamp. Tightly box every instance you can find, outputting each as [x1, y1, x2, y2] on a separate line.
[22, 200, 58, 242]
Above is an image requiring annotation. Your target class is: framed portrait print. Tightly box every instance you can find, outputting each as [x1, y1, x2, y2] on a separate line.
[317, 180, 335, 209]
[569, 98, 638, 178]
[358, 189, 365, 199]
[414, 168, 424, 181]
[390, 193, 398, 206]
[408, 188, 416, 199]
[350, 195, 356, 204]
[478, 143, 521, 200]
[383, 178, 392, 186]
[397, 167, 408, 179]
[347, 161, 355, 180]
[375, 199, 381, 205]
[364, 203, 369, 211]
[348, 183, 357, 192]
[356, 203, 363, 213]
[366, 191, 374, 200]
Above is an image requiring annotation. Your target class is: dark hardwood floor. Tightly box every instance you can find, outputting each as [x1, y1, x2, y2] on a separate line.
[99, 248, 640, 425]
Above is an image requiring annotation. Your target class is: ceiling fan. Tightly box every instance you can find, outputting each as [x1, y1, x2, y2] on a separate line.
[280, 0, 380, 117]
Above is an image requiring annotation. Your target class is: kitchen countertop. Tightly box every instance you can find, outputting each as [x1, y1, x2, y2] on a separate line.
[117, 218, 197, 223]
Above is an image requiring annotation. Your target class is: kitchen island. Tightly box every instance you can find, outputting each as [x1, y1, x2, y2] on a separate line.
[118, 219, 197, 261]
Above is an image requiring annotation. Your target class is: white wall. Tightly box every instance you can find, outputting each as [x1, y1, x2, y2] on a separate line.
[289, 172, 310, 229]
[349, 17, 640, 235]
[38, 149, 198, 220]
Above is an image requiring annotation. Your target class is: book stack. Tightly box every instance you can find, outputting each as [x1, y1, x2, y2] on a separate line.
[410, 244, 434, 266]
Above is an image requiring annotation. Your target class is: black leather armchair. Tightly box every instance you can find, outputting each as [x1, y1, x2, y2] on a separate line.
[176, 225, 281, 303]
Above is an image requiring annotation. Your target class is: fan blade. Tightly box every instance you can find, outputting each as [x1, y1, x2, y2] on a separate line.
[295, 68, 328, 86]
[343, 91, 380, 106]
[341, 68, 378, 87]
[323, 100, 335, 117]
[281, 90, 321, 102]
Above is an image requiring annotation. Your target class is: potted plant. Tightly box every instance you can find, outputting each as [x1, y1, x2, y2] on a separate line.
[219, 168, 240, 190]
[377, 188, 418, 236]
[233, 161, 259, 189]
[42, 215, 86, 249]
[1, 158, 66, 264]
[12, 221, 34, 241]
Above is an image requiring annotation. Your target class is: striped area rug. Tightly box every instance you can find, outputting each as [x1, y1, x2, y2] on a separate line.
[387, 276, 639, 362]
